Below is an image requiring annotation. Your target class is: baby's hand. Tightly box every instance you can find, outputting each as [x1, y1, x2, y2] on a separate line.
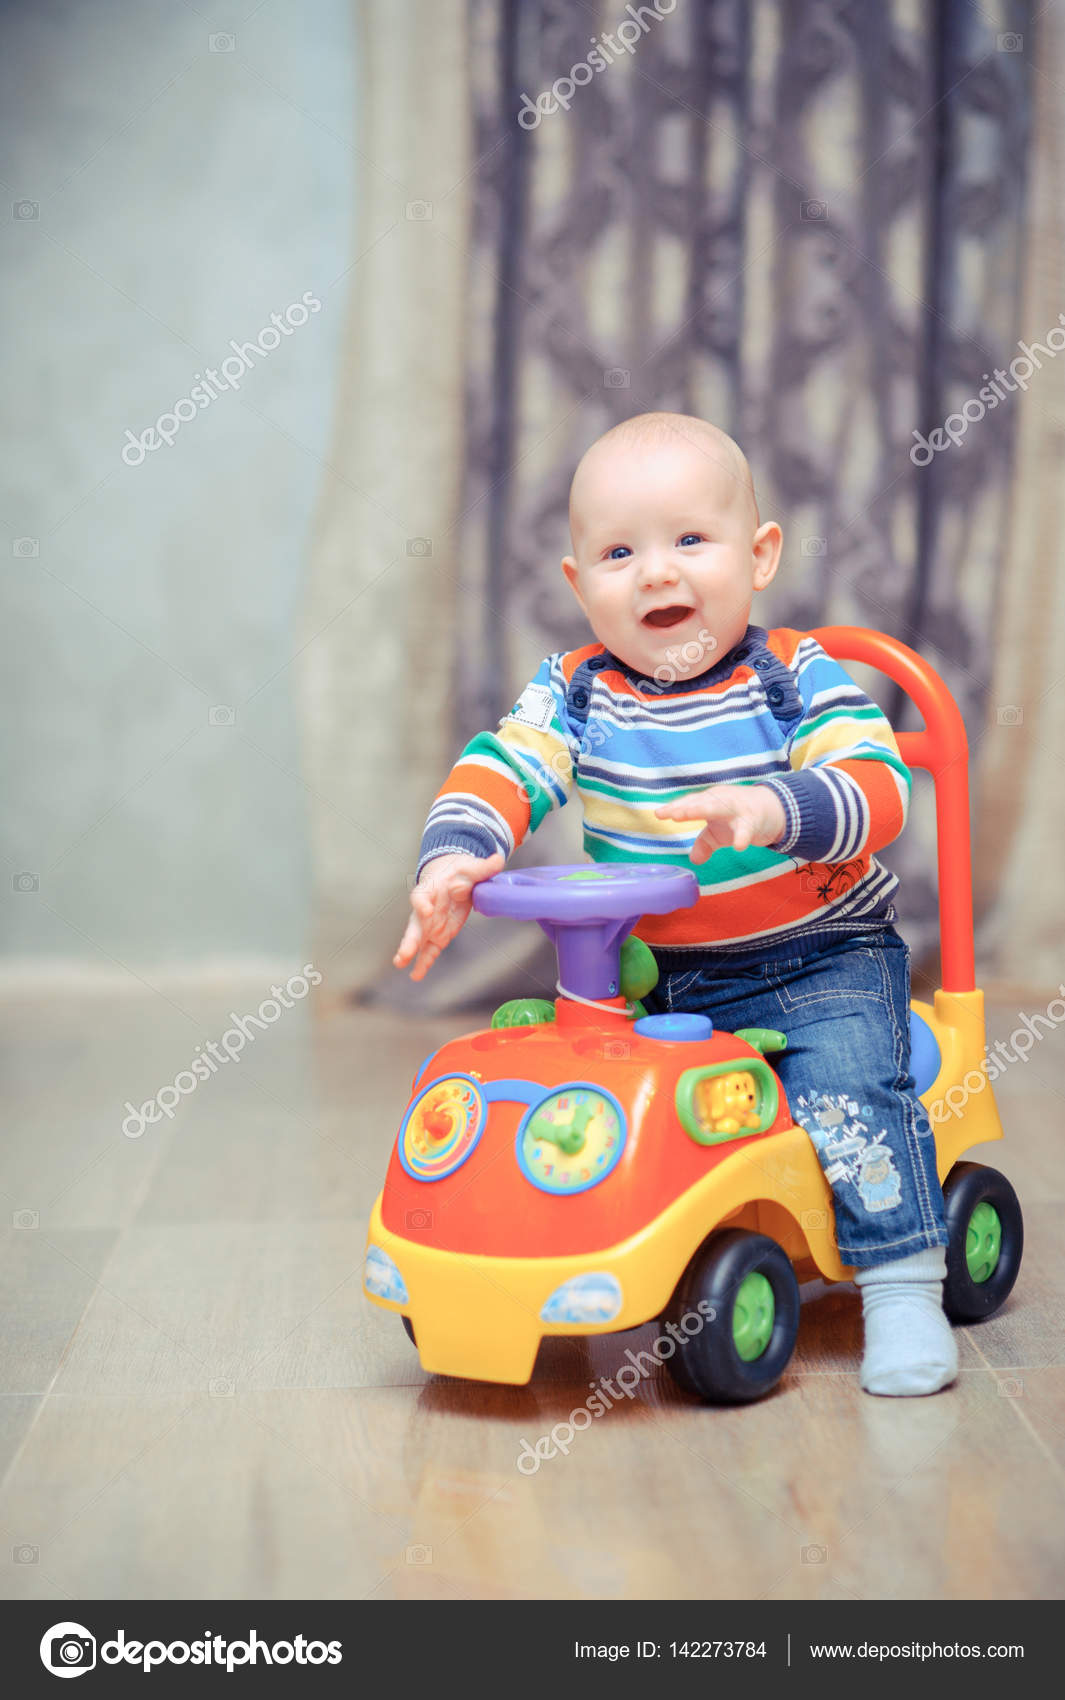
[654, 784, 787, 863]
[393, 851, 506, 981]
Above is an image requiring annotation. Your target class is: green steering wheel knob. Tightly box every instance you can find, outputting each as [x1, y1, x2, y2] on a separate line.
[619, 935, 659, 1001]
[734, 1027, 788, 1055]
[490, 997, 556, 1029]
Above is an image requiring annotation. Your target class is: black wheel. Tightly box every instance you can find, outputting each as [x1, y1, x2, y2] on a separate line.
[942, 1162, 1023, 1322]
[402, 1316, 416, 1345]
[663, 1229, 800, 1404]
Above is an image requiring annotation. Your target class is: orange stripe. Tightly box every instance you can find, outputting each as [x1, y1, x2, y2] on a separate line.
[594, 660, 757, 701]
[561, 643, 605, 680]
[765, 626, 804, 666]
[633, 857, 875, 948]
[437, 762, 531, 843]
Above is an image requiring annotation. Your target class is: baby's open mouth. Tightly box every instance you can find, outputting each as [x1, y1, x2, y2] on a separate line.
[642, 605, 695, 629]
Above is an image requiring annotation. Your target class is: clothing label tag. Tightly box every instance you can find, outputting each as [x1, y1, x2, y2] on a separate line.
[505, 682, 557, 732]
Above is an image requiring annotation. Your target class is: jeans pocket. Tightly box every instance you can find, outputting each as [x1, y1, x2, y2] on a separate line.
[665, 969, 702, 1011]
[773, 946, 889, 1012]
[762, 958, 804, 979]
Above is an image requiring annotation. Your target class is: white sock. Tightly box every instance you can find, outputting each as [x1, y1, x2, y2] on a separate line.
[854, 1247, 958, 1397]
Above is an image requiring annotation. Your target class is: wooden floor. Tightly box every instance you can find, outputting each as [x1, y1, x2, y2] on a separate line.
[1, 980, 1063, 1601]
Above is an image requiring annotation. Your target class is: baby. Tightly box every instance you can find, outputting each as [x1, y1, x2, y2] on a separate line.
[395, 411, 957, 1398]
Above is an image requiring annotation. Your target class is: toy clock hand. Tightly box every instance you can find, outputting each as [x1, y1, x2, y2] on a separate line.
[533, 1098, 597, 1155]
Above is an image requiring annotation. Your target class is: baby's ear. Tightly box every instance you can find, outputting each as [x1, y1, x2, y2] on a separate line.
[561, 556, 587, 613]
[752, 521, 783, 590]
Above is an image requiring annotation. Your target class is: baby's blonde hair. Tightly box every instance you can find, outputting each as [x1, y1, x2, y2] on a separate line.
[569, 411, 759, 536]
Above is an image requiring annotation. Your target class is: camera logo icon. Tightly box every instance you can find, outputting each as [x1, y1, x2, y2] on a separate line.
[801, 1543, 828, 1564]
[801, 536, 826, 557]
[997, 704, 1023, 727]
[406, 1543, 432, 1564]
[405, 1208, 433, 1231]
[13, 200, 40, 220]
[13, 537, 39, 556]
[209, 32, 235, 52]
[40, 1622, 96, 1677]
[602, 1038, 630, 1060]
[406, 537, 432, 557]
[800, 1208, 828, 1230]
[800, 200, 827, 220]
[998, 32, 1023, 52]
[406, 200, 433, 220]
[603, 368, 630, 388]
[13, 872, 39, 893]
[208, 705, 234, 726]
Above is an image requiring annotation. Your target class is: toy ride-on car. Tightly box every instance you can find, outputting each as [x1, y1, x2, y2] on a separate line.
[364, 627, 1022, 1402]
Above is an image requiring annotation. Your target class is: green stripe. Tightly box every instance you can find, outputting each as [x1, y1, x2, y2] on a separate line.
[586, 837, 790, 888]
[577, 774, 773, 805]
[790, 732, 911, 789]
[797, 703, 884, 737]
[462, 730, 564, 833]
[841, 749, 912, 787]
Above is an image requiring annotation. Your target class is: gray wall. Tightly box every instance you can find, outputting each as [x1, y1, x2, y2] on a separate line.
[0, 0, 354, 969]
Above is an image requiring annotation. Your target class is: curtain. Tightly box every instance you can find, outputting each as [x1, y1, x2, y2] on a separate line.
[972, 0, 1065, 991]
[298, 0, 474, 1002]
[306, 0, 1038, 1010]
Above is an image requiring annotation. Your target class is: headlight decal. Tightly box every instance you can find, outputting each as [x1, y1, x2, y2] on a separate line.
[540, 1272, 623, 1324]
[364, 1245, 409, 1304]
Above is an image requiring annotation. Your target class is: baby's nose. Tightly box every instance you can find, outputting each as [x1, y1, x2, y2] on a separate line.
[639, 553, 681, 585]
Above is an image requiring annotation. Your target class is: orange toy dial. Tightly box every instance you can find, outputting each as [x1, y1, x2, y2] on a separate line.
[400, 1075, 486, 1181]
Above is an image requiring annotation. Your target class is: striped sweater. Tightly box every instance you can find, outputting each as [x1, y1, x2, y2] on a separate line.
[418, 624, 910, 951]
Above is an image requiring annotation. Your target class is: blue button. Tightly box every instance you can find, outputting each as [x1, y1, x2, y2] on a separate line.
[571, 687, 589, 709]
[767, 685, 785, 706]
[634, 1013, 714, 1042]
[587, 655, 606, 670]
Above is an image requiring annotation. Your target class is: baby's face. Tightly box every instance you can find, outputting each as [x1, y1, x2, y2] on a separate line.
[561, 436, 780, 678]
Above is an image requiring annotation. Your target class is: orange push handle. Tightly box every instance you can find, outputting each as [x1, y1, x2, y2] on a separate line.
[809, 626, 975, 994]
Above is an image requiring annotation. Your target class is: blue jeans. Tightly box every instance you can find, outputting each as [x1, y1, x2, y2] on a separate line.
[643, 926, 948, 1268]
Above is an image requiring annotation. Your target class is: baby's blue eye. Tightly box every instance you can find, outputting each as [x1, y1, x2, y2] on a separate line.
[678, 533, 703, 547]
[607, 546, 631, 561]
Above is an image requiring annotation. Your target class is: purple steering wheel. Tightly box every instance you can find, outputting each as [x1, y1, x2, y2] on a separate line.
[472, 863, 698, 1001]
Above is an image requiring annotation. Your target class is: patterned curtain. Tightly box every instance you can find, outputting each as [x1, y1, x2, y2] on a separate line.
[312, 0, 1036, 1011]
[449, 0, 1032, 994]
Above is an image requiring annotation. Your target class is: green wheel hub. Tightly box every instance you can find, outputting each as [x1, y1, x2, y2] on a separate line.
[965, 1200, 1003, 1284]
[732, 1271, 775, 1361]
